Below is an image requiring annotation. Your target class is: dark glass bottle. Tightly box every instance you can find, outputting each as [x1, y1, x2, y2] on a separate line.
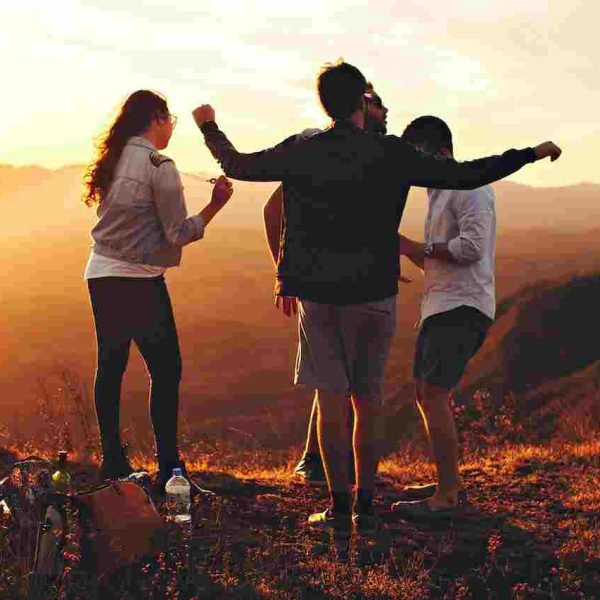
[51, 451, 71, 493]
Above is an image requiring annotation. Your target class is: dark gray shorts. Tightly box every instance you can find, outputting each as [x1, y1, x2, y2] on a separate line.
[413, 306, 492, 390]
[294, 297, 396, 401]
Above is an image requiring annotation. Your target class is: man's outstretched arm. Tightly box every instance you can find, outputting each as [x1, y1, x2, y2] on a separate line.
[393, 139, 561, 190]
[193, 105, 298, 182]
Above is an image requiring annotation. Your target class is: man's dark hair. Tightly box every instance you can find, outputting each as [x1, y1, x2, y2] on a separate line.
[402, 115, 453, 154]
[317, 60, 367, 121]
[364, 82, 381, 103]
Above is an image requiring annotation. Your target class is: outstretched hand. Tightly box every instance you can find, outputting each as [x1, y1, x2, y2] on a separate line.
[192, 105, 216, 127]
[275, 295, 297, 317]
[533, 141, 562, 162]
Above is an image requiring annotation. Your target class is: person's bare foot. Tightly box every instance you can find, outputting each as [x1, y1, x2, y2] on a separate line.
[395, 483, 469, 504]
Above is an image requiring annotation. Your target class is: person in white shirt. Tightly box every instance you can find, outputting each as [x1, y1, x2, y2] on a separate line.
[394, 115, 498, 515]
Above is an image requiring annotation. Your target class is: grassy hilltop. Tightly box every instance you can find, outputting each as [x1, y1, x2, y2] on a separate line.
[1, 438, 599, 599]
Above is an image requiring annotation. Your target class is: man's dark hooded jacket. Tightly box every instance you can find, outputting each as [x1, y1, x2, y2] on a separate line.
[200, 120, 536, 304]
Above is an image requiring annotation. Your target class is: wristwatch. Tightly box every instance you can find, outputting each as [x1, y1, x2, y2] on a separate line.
[424, 243, 435, 258]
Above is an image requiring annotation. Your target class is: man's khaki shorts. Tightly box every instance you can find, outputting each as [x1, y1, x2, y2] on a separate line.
[294, 296, 396, 401]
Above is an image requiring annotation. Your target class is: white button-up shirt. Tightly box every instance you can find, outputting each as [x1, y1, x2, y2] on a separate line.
[421, 184, 496, 323]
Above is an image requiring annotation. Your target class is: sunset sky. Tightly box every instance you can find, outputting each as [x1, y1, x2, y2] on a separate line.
[1, 0, 598, 187]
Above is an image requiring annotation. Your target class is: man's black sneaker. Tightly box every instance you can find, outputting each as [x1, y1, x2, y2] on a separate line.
[307, 507, 352, 538]
[294, 453, 357, 486]
[100, 445, 134, 480]
[352, 510, 381, 535]
[294, 453, 327, 485]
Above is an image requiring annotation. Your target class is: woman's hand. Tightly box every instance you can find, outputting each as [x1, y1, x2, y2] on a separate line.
[211, 175, 233, 209]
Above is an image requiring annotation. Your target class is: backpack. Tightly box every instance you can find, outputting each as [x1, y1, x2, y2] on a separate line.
[73, 479, 166, 579]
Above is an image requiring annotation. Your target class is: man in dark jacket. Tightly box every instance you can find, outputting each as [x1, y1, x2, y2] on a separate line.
[263, 82, 395, 488]
[192, 60, 561, 535]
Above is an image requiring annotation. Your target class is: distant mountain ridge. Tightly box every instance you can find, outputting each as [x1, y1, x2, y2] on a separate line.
[465, 274, 600, 392]
[455, 274, 600, 438]
[1, 164, 598, 239]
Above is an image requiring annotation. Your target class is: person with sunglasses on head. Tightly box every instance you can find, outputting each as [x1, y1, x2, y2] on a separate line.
[192, 60, 561, 537]
[261, 83, 397, 487]
[83, 89, 233, 496]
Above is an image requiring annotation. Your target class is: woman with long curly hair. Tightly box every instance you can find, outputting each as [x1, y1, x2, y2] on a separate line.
[83, 90, 233, 494]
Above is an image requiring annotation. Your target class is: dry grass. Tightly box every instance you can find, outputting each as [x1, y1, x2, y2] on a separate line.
[1, 373, 599, 598]
[1, 438, 599, 599]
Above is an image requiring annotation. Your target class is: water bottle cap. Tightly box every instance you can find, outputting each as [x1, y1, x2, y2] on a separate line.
[172, 468, 182, 477]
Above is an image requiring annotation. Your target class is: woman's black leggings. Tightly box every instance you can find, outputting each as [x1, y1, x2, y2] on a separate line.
[88, 276, 181, 463]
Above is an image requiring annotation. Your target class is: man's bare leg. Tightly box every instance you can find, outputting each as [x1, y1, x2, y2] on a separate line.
[415, 379, 462, 508]
[316, 389, 351, 508]
[351, 394, 380, 515]
[304, 394, 320, 454]
[305, 395, 354, 457]
[351, 395, 379, 490]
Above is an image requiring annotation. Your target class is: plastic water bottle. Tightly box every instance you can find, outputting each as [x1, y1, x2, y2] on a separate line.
[165, 468, 191, 524]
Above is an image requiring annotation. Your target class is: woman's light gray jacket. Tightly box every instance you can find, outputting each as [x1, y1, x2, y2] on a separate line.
[91, 136, 205, 267]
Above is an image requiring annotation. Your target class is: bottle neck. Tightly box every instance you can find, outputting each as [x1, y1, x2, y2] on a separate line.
[58, 453, 67, 470]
